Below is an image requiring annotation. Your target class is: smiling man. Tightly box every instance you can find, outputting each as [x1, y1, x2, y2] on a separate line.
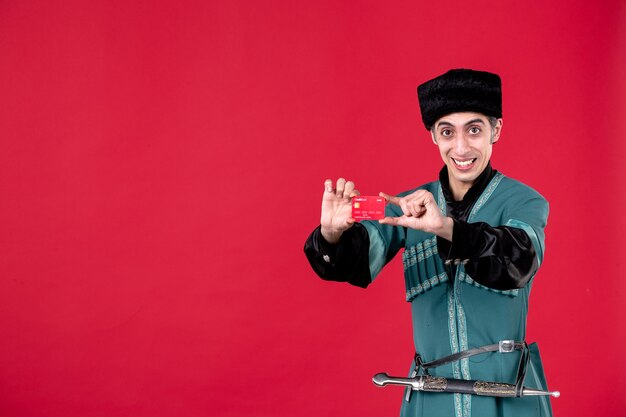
[304, 69, 554, 417]
[432, 113, 501, 199]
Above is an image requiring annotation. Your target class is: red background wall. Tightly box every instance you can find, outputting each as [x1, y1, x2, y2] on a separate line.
[1, 1, 624, 416]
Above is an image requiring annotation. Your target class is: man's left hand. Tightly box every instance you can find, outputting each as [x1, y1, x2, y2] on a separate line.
[379, 190, 454, 241]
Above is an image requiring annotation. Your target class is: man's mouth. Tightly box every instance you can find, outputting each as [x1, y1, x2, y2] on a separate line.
[452, 158, 477, 168]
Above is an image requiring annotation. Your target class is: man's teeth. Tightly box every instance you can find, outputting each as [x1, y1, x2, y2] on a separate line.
[453, 158, 475, 167]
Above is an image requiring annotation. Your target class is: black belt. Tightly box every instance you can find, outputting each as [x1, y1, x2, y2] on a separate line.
[413, 340, 530, 398]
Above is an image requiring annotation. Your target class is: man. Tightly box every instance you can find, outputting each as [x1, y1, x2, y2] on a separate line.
[304, 69, 554, 417]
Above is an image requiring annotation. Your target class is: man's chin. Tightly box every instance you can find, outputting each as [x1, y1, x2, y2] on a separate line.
[449, 169, 480, 185]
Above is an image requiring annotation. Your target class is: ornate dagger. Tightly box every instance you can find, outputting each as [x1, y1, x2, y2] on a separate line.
[373, 373, 560, 398]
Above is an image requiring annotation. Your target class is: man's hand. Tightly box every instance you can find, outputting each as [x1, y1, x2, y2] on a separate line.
[379, 190, 453, 241]
[320, 178, 360, 244]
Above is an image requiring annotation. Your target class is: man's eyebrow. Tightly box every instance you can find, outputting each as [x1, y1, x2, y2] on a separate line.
[435, 121, 454, 128]
[465, 118, 486, 126]
[435, 118, 486, 129]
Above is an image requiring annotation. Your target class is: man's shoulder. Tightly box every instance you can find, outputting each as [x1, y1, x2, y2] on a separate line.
[496, 174, 547, 203]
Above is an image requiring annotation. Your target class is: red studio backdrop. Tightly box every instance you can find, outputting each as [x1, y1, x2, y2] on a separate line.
[1, 1, 625, 416]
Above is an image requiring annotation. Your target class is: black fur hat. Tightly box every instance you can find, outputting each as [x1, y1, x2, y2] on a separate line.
[417, 69, 502, 130]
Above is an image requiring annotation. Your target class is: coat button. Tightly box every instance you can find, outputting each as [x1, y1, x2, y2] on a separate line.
[323, 254, 331, 263]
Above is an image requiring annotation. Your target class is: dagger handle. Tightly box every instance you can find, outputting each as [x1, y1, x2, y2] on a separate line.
[372, 373, 422, 389]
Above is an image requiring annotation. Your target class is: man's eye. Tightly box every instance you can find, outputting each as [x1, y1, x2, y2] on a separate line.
[469, 127, 480, 134]
[441, 129, 452, 137]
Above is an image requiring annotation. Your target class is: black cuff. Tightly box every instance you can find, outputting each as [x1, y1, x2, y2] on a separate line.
[303, 224, 372, 288]
[447, 219, 483, 259]
[437, 219, 472, 262]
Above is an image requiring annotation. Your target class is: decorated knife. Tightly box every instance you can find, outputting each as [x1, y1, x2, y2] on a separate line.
[373, 373, 560, 398]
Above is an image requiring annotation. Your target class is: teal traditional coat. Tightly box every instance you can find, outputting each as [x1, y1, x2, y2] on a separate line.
[360, 172, 552, 417]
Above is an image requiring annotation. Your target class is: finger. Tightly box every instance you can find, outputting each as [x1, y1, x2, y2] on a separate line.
[379, 215, 412, 227]
[406, 200, 425, 217]
[415, 205, 427, 217]
[398, 198, 412, 217]
[379, 192, 402, 206]
[416, 190, 435, 206]
[324, 179, 333, 193]
[344, 181, 355, 198]
[414, 194, 437, 215]
[378, 216, 396, 225]
[336, 178, 347, 198]
[349, 189, 360, 198]
[423, 193, 437, 208]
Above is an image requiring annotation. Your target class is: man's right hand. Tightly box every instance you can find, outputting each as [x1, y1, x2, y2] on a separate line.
[320, 178, 360, 244]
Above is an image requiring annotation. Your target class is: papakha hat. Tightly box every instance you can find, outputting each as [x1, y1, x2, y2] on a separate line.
[417, 69, 502, 130]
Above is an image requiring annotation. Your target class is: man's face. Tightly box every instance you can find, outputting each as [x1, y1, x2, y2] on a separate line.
[431, 112, 502, 196]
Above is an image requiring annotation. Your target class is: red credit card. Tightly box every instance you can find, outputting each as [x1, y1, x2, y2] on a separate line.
[352, 196, 386, 220]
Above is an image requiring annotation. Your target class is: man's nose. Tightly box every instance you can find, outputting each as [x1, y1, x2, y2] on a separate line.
[453, 134, 470, 153]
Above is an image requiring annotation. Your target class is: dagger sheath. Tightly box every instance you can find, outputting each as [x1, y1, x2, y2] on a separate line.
[372, 373, 560, 398]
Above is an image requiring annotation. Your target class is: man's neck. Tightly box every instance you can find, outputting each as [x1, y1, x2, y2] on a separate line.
[439, 163, 495, 204]
[448, 177, 473, 202]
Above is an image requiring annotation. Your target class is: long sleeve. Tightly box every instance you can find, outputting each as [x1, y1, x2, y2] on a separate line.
[437, 222, 538, 290]
[303, 200, 408, 288]
[437, 192, 549, 291]
[303, 223, 372, 288]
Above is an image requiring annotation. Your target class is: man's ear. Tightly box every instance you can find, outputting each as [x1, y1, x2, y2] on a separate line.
[431, 130, 437, 145]
[491, 118, 503, 144]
